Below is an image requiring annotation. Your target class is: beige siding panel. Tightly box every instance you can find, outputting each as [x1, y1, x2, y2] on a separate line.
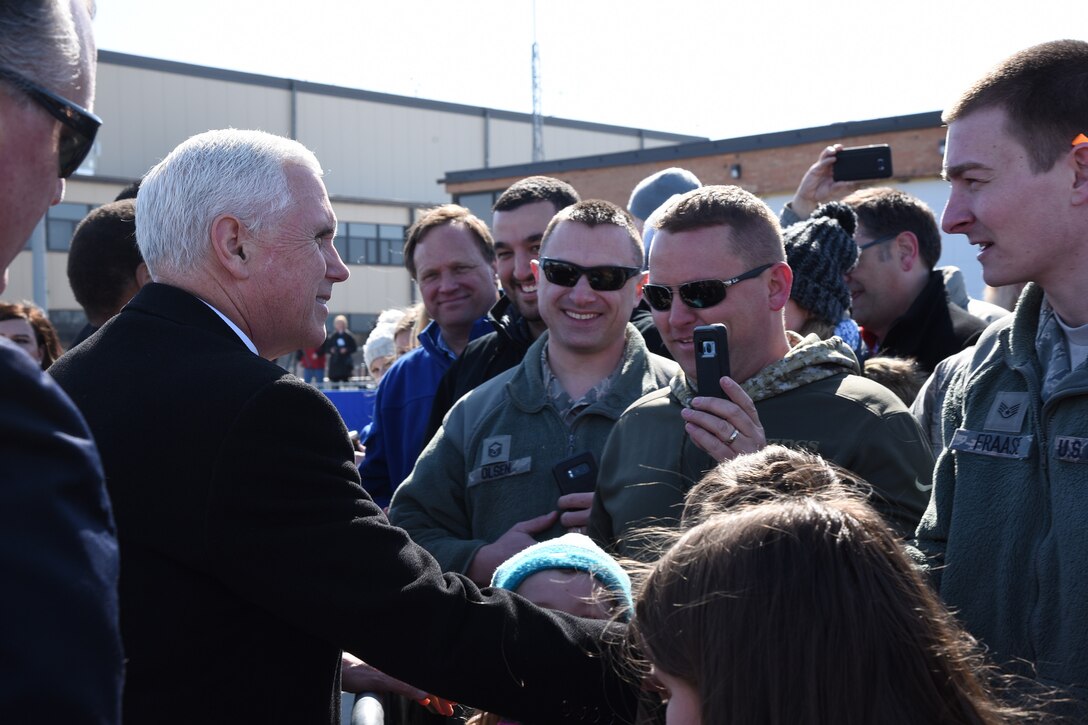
[487, 118, 643, 168]
[332, 202, 416, 226]
[542, 126, 641, 161]
[5, 253, 34, 302]
[45, 253, 78, 309]
[92, 65, 291, 179]
[297, 94, 484, 203]
[332, 267, 414, 314]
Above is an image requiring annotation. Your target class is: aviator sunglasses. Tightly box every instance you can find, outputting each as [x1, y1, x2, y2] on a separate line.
[0, 65, 101, 178]
[643, 263, 775, 311]
[540, 258, 642, 291]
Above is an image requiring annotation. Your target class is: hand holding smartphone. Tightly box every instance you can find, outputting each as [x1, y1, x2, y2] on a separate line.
[694, 324, 731, 400]
[832, 144, 893, 182]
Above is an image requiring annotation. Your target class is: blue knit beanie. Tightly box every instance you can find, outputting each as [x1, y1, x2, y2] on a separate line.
[628, 167, 701, 222]
[491, 533, 633, 618]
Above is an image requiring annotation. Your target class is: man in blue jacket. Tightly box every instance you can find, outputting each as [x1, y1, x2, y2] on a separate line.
[360, 205, 498, 507]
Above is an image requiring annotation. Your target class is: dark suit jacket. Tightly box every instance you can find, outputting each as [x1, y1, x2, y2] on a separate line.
[50, 283, 633, 725]
[876, 271, 988, 374]
[1, 339, 123, 723]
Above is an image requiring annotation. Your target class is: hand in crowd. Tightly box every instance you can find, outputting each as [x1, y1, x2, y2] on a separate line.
[557, 492, 593, 533]
[340, 653, 456, 716]
[681, 377, 766, 463]
[466, 510, 560, 586]
[788, 144, 857, 219]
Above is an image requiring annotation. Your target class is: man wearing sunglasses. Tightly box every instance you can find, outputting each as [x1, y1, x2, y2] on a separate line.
[0, 1, 123, 722]
[590, 185, 933, 560]
[390, 200, 676, 585]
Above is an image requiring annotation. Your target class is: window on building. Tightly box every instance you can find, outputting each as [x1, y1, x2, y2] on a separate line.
[455, 191, 498, 228]
[336, 221, 405, 266]
[46, 202, 91, 251]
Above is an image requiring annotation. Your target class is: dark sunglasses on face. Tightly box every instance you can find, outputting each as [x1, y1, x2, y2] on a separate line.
[540, 258, 642, 291]
[643, 263, 775, 311]
[0, 65, 101, 179]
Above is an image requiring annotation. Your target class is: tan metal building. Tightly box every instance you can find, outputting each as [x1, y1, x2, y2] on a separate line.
[9, 51, 703, 343]
[440, 112, 989, 299]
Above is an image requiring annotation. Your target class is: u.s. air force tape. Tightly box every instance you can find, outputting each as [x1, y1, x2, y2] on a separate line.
[1055, 436, 1088, 463]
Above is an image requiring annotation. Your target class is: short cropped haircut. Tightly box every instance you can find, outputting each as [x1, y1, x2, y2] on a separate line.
[403, 204, 494, 280]
[67, 199, 142, 322]
[492, 176, 580, 214]
[652, 185, 784, 268]
[844, 187, 942, 269]
[539, 199, 643, 266]
[944, 39, 1088, 173]
[137, 129, 322, 277]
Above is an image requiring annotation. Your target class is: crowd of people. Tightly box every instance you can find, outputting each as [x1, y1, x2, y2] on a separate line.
[3, 2, 1087, 723]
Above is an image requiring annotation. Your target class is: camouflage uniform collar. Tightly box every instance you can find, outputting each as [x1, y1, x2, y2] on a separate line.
[671, 332, 860, 407]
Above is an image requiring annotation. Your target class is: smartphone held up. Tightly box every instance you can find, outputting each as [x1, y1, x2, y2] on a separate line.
[694, 323, 731, 400]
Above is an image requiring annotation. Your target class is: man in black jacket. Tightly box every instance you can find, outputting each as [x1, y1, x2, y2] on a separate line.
[843, 187, 988, 373]
[51, 129, 634, 725]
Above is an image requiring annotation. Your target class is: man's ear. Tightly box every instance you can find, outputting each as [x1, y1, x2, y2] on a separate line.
[767, 262, 793, 312]
[210, 214, 252, 280]
[1071, 142, 1088, 206]
[134, 261, 152, 287]
[895, 232, 920, 272]
[530, 258, 541, 284]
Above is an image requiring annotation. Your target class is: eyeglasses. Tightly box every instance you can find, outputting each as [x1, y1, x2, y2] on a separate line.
[643, 263, 774, 312]
[0, 65, 101, 178]
[539, 258, 641, 291]
[858, 233, 898, 251]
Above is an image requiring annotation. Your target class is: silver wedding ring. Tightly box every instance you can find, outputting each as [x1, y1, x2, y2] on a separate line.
[727, 427, 739, 444]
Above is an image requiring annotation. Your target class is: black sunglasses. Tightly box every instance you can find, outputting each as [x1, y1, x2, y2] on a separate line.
[643, 263, 775, 311]
[857, 233, 898, 251]
[540, 258, 641, 291]
[0, 65, 101, 178]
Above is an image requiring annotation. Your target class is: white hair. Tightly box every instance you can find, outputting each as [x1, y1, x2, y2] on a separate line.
[0, 0, 84, 93]
[136, 129, 322, 276]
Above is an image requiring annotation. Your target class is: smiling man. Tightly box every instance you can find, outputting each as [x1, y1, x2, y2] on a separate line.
[51, 130, 641, 724]
[913, 40, 1088, 719]
[390, 200, 676, 585]
[589, 186, 932, 559]
[358, 204, 498, 507]
[425, 176, 579, 440]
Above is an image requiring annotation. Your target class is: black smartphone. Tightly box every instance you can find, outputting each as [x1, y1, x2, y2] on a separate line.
[694, 324, 730, 399]
[552, 451, 598, 495]
[832, 144, 893, 182]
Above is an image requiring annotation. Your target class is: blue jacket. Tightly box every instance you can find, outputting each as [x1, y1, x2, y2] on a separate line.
[360, 317, 493, 507]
